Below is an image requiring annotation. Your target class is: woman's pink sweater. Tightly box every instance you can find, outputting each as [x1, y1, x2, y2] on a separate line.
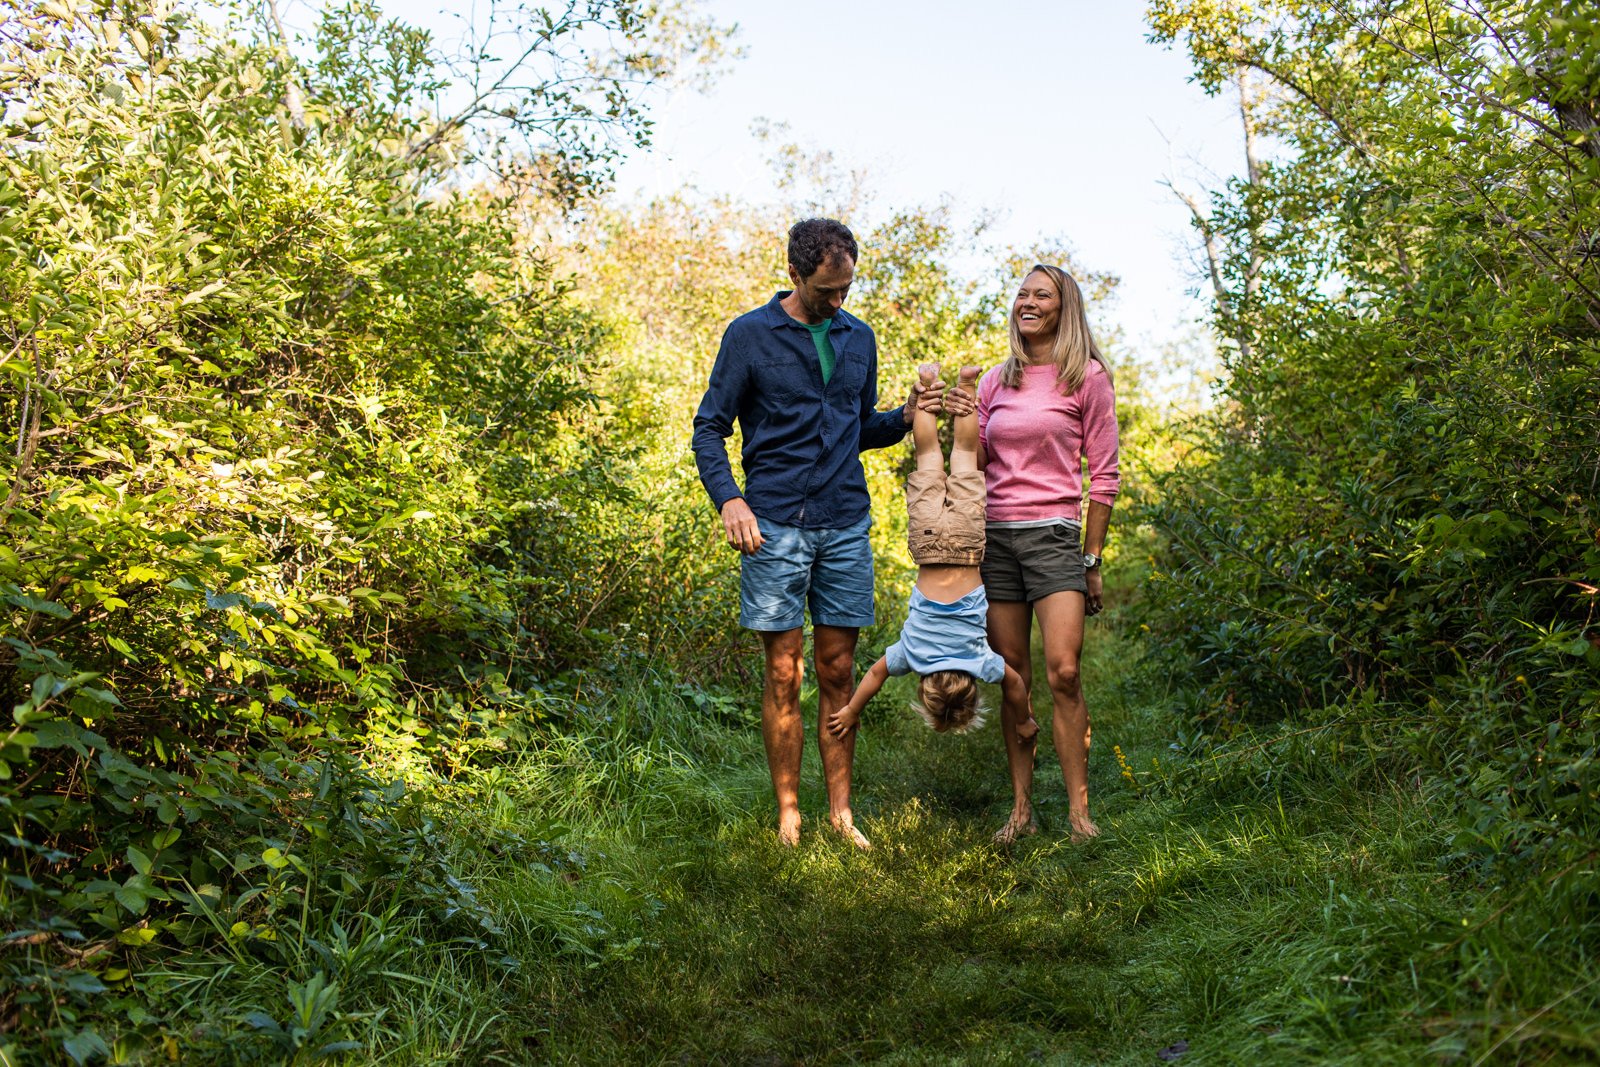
[977, 360, 1121, 522]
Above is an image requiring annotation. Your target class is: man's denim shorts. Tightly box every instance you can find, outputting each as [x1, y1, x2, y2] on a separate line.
[739, 514, 876, 632]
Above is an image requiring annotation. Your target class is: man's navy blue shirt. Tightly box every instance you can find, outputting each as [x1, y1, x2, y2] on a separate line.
[692, 292, 910, 529]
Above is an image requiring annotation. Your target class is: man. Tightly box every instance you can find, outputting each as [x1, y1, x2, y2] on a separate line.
[692, 218, 937, 848]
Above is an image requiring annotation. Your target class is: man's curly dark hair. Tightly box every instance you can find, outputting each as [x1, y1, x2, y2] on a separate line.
[787, 218, 858, 280]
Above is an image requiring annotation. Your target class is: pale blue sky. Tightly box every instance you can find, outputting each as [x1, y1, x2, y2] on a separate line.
[367, 0, 1246, 359]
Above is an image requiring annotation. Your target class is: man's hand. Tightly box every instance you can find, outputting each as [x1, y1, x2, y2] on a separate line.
[827, 700, 862, 738]
[906, 376, 947, 422]
[721, 497, 764, 554]
[1085, 567, 1104, 616]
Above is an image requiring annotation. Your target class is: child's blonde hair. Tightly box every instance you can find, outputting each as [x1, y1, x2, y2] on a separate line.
[913, 670, 987, 734]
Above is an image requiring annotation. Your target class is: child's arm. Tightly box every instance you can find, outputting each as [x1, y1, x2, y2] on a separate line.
[1001, 664, 1027, 706]
[827, 656, 890, 737]
[1002, 664, 1039, 740]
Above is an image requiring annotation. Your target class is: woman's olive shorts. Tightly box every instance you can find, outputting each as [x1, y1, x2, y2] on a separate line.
[979, 521, 1087, 603]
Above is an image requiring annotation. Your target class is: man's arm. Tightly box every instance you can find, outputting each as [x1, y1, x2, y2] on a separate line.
[691, 327, 764, 553]
[856, 331, 914, 450]
[827, 656, 890, 737]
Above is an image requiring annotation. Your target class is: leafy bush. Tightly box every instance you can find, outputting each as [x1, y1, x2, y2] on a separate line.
[0, 0, 727, 1058]
[1140, 0, 1600, 881]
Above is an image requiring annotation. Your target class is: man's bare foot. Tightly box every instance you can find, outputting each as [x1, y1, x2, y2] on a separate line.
[777, 811, 801, 847]
[831, 814, 872, 850]
[1015, 715, 1040, 742]
[993, 809, 1039, 846]
[1068, 811, 1101, 844]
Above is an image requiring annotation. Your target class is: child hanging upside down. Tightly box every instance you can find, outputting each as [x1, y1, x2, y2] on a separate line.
[828, 363, 1038, 744]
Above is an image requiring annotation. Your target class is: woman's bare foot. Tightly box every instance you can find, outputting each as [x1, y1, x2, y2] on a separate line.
[1015, 715, 1040, 742]
[777, 810, 802, 847]
[993, 809, 1039, 846]
[831, 813, 872, 850]
[1068, 811, 1101, 844]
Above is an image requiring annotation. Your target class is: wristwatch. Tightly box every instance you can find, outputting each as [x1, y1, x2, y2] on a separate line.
[1082, 551, 1102, 570]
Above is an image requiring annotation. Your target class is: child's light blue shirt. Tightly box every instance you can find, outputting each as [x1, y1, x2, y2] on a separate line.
[884, 587, 1006, 683]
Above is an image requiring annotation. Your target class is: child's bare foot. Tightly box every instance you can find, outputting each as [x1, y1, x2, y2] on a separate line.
[1015, 715, 1040, 742]
[777, 810, 802, 847]
[1068, 811, 1101, 844]
[918, 362, 941, 389]
[831, 813, 872, 850]
[957, 365, 981, 391]
[993, 808, 1039, 846]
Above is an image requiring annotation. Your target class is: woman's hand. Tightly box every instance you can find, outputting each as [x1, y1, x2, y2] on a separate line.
[941, 383, 976, 418]
[1085, 568, 1104, 616]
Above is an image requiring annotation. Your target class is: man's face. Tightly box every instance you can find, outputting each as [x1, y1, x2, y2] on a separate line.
[788, 254, 855, 323]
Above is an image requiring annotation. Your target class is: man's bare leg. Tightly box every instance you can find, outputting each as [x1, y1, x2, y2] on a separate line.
[814, 623, 869, 849]
[987, 599, 1039, 844]
[1034, 591, 1099, 842]
[760, 628, 806, 845]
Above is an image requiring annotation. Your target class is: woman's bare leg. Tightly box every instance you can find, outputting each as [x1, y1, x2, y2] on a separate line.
[1033, 589, 1098, 842]
[987, 599, 1038, 843]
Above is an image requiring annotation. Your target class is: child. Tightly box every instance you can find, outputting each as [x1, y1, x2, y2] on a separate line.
[827, 363, 1038, 743]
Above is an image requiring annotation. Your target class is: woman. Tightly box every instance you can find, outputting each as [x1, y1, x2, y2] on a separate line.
[968, 263, 1120, 844]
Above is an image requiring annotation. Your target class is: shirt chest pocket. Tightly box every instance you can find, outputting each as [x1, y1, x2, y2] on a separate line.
[754, 352, 811, 402]
[828, 349, 867, 396]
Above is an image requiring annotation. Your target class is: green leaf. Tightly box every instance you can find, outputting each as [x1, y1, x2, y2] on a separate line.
[62, 1029, 111, 1066]
[114, 884, 148, 915]
[4, 592, 72, 618]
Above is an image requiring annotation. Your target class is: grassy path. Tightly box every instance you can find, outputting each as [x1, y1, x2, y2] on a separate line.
[405, 623, 1580, 1065]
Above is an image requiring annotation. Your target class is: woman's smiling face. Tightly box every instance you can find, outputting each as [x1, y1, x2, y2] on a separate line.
[1013, 271, 1061, 346]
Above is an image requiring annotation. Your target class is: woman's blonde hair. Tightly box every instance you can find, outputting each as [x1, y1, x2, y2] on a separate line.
[998, 264, 1113, 395]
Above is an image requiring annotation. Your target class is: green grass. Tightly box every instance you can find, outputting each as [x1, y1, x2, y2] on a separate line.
[368, 624, 1598, 1065]
[21, 626, 1597, 1064]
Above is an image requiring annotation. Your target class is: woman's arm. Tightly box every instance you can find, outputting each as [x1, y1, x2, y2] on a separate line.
[827, 656, 890, 737]
[1080, 363, 1119, 616]
[1080, 363, 1120, 541]
[1083, 499, 1113, 559]
[1083, 499, 1113, 616]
